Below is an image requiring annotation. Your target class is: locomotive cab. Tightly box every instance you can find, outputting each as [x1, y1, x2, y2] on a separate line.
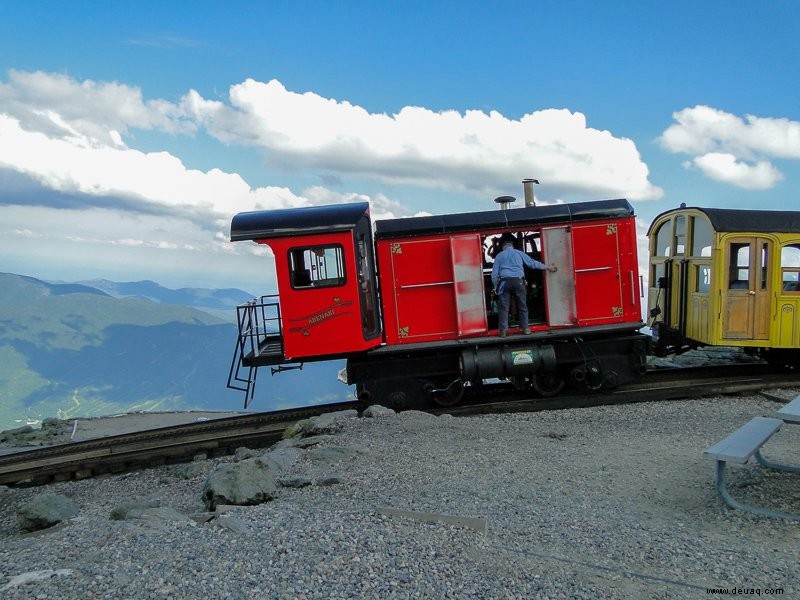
[229, 202, 381, 377]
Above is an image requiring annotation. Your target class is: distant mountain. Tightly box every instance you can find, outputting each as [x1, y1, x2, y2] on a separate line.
[77, 278, 256, 320]
[0, 273, 352, 431]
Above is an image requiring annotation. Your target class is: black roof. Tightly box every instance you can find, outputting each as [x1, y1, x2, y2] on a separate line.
[648, 206, 800, 235]
[374, 199, 634, 240]
[230, 202, 370, 241]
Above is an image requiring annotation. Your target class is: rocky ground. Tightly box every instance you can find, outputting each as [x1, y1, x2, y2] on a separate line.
[1, 391, 799, 599]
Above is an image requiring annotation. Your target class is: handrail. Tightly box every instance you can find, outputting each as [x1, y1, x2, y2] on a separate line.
[227, 295, 282, 408]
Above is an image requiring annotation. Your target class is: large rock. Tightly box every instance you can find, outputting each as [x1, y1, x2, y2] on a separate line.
[202, 457, 279, 510]
[282, 409, 359, 439]
[17, 493, 79, 532]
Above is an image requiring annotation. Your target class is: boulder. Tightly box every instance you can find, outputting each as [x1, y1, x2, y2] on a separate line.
[17, 493, 79, 532]
[202, 456, 279, 510]
[363, 404, 396, 418]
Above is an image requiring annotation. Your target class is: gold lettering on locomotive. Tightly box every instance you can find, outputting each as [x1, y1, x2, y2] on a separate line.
[288, 297, 354, 335]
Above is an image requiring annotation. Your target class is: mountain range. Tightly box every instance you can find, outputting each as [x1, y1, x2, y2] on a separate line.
[0, 273, 352, 431]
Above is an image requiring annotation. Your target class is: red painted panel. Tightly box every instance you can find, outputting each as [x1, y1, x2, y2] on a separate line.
[267, 232, 380, 359]
[450, 234, 487, 335]
[385, 237, 458, 342]
[572, 222, 624, 323]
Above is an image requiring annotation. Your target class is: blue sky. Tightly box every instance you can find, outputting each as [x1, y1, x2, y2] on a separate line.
[1, 1, 799, 294]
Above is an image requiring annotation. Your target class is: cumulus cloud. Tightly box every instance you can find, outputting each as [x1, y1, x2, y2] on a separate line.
[186, 79, 662, 200]
[0, 113, 310, 225]
[0, 69, 194, 144]
[690, 152, 783, 189]
[660, 105, 800, 189]
[0, 69, 664, 228]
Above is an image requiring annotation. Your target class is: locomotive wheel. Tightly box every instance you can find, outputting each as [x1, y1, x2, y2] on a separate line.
[532, 372, 565, 397]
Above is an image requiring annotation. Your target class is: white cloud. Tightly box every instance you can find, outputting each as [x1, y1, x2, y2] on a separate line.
[660, 105, 800, 189]
[0, 113, 309, 221]
[0, 70, 663, 289]
[187, 79, 662, 200]
[0, 69, 663, 227]
[691, 152, 783, 189]
[0, 69, 194, 144]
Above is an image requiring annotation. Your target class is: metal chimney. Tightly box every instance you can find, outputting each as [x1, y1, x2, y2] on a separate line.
[522, 178, 539, 207]
[493, 195, 516, 211]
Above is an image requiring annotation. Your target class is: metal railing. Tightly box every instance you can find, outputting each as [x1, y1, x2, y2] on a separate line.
[227, 295, 282, 408]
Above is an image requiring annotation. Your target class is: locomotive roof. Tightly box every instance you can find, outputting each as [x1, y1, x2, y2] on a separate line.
[648, 206, 800, 235]
[230, 202, 370, 241]
[374, 198, 634, 239]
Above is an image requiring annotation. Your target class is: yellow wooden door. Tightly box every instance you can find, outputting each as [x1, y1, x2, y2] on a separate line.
[722, 237, 771, 340]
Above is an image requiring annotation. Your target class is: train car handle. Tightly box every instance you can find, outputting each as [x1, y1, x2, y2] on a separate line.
[575, 266, 612, 273]
[630, 271, 636, 305]
[399, 280, 453, 289]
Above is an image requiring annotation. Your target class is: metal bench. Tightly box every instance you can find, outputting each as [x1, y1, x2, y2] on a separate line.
[704, 416, 800, 521]
[777, 395, 800, 424]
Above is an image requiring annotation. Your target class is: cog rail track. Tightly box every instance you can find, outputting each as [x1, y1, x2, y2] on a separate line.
[2, 365, 798, 487]
[0, 401, 362, 487]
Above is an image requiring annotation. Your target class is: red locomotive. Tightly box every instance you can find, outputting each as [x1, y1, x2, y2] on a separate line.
[228, 185, 648, 409]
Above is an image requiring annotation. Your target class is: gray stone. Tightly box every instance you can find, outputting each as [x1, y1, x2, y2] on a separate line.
[305, 445, 362, 461]
[278, 476, 312, 488]
[310, 409, 359, 431]
[362, 404, 396, 418]
[261, 447, 300, 470]
[213, 515, 252, 534]
[121, 506, 192, 524]
[17, 493, 79, 532]
[202, 456, 279, 510]
[233, 446, 260, 461]
[318, 475, 342, 486]
[275, 434, 334, 449]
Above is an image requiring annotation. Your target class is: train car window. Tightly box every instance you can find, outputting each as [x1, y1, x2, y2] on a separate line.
[691, 217, 712, 257]
[674, 216, 686, 255]
[651, 263, 665, 286]
[696, 265, 711, 294]
[654, 222, 671, 257]
[728, 243, 750, 289]
[760, 242, 769, 291]
[781, 244, 800, 292]
[288, 244, 346, 289]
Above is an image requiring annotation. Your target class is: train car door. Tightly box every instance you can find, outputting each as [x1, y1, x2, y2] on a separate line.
[723, 237, 771, 340]
[541, 226, 577, 325]
[385, 233, 486, 342]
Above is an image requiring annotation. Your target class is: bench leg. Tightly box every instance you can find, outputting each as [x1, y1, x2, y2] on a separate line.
[714, 460, 800, 522]
[754, 449, 800, 474]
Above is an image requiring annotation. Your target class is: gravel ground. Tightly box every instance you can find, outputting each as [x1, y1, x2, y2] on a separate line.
[1, 394, 799, 599]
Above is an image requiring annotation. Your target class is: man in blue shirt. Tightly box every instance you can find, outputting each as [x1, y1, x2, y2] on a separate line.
[491, 238, 557, 336]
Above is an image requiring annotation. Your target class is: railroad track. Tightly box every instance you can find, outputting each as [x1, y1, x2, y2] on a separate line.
[2, 365, 798, 487]
[0, 401, 361, 487]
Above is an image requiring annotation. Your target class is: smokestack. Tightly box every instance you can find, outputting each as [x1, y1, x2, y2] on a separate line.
[493, 195, 516, 211]
[522, 178, 539, 207]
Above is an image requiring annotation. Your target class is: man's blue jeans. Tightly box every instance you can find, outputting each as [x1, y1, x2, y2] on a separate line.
[497, 277, 528, 332]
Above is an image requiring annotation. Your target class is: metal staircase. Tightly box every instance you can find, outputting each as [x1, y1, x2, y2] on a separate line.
[227, 295, 285, 408]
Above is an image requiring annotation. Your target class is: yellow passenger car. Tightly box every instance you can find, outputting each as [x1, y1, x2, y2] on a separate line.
[647, 204, 800, 365]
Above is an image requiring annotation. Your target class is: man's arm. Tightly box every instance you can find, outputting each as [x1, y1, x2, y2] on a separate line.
[520, 251, 557, 273]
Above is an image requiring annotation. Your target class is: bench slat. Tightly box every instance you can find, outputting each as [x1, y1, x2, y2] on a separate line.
[704, 417, 784, 464]
[777, 396, 800, 424]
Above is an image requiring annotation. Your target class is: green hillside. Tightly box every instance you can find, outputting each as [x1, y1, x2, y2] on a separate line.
[0, 273, 351, 431]
[0, 273, 224, 351]
[0, 273, 230, 429]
